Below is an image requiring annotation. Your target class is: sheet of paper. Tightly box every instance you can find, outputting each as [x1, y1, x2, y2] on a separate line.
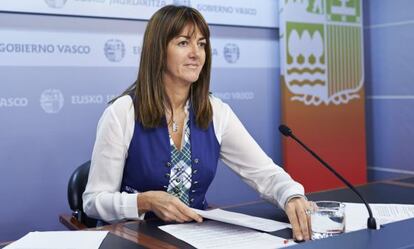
[159, 220, 295, 249]
[4, 231, 108, 249]
[344, 202, 414, 232]
[193, 208, 290, 232]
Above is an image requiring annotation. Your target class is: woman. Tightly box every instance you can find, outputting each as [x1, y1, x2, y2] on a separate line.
[83, 5, 311, 241]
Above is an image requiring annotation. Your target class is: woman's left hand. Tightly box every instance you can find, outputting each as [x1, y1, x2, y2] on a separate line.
[285, 196, 312, 241]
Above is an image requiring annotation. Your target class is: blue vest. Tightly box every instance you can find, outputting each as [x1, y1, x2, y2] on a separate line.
[120, 108, 220, 211]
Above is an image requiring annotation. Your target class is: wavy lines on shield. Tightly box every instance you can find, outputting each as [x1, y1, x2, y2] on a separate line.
[289, 79, 325, 86]
[287, 72, 325, 81]
[287, 67, 325, 74]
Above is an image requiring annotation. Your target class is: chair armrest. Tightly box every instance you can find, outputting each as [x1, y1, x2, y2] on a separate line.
[59, 214, 88, 230]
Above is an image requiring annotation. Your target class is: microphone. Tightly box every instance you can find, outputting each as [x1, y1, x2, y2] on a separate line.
[279, 124, 378, 230]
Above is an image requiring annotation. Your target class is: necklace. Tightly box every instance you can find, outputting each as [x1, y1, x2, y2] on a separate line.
[172, 120, 178, 132]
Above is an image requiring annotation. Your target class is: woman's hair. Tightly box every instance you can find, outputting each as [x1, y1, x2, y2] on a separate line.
[115, 5, 212, 129]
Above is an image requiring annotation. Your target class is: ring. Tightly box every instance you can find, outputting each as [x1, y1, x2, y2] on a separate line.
[305, 209, 312, 215]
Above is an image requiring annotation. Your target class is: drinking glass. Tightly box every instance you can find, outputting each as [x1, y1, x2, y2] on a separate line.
[311, 201, 345, 240]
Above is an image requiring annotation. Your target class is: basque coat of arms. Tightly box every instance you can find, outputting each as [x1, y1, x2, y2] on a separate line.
[280, 0, 363, 105]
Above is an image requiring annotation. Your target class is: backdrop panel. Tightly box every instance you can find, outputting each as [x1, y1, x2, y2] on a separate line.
[279, 0, 367, 192]
[364, 0, 414, 177]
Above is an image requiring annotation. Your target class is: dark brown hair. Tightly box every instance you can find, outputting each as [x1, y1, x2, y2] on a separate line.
[115, 5, 212, 129]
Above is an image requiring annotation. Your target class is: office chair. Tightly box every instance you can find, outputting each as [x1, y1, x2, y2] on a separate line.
[62, 160, 99, 229]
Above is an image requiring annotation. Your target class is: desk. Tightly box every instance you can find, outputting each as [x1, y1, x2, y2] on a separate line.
[85, 181, 414, 248]
[393, 176, 414, 186]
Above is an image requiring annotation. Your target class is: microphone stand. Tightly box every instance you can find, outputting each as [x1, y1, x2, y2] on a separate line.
[280, 125, 378, 230]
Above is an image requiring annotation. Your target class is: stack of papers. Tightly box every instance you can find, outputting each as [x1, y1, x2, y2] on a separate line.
[193, 208, 291, 232]
[160, 208, 293, 249]
[5, 231, 108, 249]
[159, 220, 295, 249]
[345, 203, 414, 231]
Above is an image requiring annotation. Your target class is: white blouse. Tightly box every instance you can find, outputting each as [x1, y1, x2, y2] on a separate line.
[83, 95, 305, 222]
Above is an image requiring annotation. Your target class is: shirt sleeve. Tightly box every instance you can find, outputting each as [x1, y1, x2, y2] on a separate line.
[82, 95, 145, 222]
[212, 97, 305, 209]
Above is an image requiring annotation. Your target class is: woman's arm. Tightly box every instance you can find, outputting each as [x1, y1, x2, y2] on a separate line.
[212, 97, 304, 207]
[212, 96, 310, 240]
[82, 96, 140, 222]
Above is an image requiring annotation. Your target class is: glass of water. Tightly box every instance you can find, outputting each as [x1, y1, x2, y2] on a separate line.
[311, 201, 345, 240]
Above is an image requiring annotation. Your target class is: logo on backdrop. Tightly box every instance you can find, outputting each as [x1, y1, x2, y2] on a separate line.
[173, 0, 191, 6]
[40, 89, 64, 114]
[223, 43, 240, 64]
[44, 0, 68, 8]
[280, 0, 363, 105]
[104, 39, 125, 62]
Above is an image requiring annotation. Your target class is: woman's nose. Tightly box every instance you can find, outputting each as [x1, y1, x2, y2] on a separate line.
[188, 43, 201, 58]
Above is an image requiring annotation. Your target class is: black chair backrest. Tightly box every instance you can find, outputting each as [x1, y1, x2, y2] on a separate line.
[67, 160, 98, 227]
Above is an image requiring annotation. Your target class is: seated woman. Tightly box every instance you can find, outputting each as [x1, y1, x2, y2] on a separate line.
[83, 5, 311, 241]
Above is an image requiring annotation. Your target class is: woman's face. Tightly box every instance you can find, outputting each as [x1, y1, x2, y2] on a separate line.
[164, 24, 206, 86]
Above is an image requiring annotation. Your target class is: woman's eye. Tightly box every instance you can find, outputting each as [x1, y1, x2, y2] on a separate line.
[178, 41, 188, 46]
[199, 42, 206, 47]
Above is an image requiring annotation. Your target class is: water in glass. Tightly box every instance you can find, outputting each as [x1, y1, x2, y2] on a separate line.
[311, 201, 345, 240]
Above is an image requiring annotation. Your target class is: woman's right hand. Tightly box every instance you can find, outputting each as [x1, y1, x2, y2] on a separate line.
[137, 191, 203, 223]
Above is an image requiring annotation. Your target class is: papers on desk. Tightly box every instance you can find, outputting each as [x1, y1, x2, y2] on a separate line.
[193, 208, 291, 232]
[159, 208, 293, 249]
[345, 203, 414, 231]
[4, 231, 108, 249]
[159, 220, 295, 249]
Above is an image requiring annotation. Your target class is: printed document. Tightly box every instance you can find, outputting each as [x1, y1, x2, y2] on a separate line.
[4, 231, 108, 249]
[159, 220, 295, 249]
[192, 208, 290, 232]
[345, 202, 414, 231]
